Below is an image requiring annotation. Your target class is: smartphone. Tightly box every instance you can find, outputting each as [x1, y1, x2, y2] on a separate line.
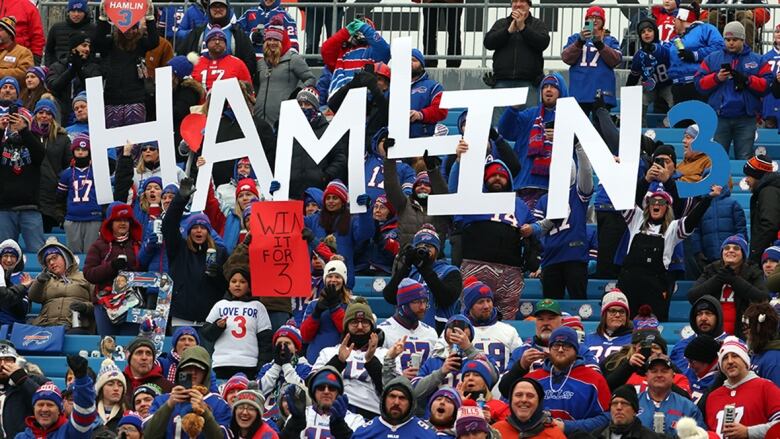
[653, 157, 666, 167]
[178, 371, 192, 389]
[450, 320, 468, 331]
[410, 352, 422, 369]
[584, 20, 594, 34]
[8, 103, 17, 115]
[721, 63, 732, 72]
[544, 121, 555, 130]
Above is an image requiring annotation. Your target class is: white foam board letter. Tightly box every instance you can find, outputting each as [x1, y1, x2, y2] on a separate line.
[274, 88, 368, 213]
[191, 78, 274, 211]
[86, 66, 177, 205]
[547, 86, 642, 219]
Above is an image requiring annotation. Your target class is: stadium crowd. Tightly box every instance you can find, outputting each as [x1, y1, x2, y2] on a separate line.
[0, 0, 780, 437]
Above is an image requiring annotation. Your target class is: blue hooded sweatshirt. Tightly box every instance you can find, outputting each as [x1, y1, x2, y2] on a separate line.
[497, 72, 569, 191]
[237, 0, 299, 57]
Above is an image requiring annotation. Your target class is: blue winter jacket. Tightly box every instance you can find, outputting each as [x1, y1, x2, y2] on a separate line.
[687, 188, 747, 262]
[665, 21, 724, 84]
[237, 0, 299, 56]
[637, 390, 706, 433]
[752, 343, 780, 387]
[300, 300, 348, 364]
[409, 71, 446, 138]
[497, 72, 569, 191]
[176, 3, 208, 40]
[695, 44, 772, 118]
[14, 376, 96, 439]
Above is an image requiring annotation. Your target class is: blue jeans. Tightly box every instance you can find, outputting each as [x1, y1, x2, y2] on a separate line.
[714, 116, 756, 159]
[0, 210, 45, 252]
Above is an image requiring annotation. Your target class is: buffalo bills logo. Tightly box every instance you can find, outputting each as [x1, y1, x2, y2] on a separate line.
[744, 62, 758, 69]
[23, 331, 53, 346]
[412, 86, 428, 94]
[355, 311, 366, 319]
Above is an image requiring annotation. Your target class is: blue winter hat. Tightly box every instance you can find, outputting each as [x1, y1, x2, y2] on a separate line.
[397, 278, 428, 306]
[0, 76, 19, 95]
[428, 387, 462, 413]
[0, 244, 19, 259]
[549, 326, 580, 351]
[42, 245, 65, 262]
[461, 276, 493, 313]
[32, 382, 64, 412]
[412, 224, 440, 251]
[162, 183, 179, 196]
[172, 326, 200, 348]
[540, 73, 563, 94]
[411, 48, 425, 65]
[460, 358, 498, 388]
[309, 368, 343, 393]
[72, 91, 87, 107]
[117, 413, 143, 432]
[763, 245, 780, 263]
[33, 98, 59, 119]
[205, 26, 226, 43]
[167, 55, 195, 79]
[185, 213, 211, 233]
[67, 0, 88, 12]
[141, 176, 163, 193]
[721, 235, 748, 259]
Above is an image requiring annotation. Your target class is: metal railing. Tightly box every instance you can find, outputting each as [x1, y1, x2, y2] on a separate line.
[36, 1, 780, 67]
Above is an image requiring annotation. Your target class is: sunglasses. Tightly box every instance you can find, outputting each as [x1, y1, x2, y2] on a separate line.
[648, 198, 668, 206]
[141, 146, 158, 152]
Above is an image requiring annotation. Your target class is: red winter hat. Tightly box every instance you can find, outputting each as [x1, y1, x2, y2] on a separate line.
[586, 6, 605, 20]
[235, 178, 259, 199]
[484, 162, 510, 182]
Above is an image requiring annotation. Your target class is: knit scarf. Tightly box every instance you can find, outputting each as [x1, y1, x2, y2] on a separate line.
[527, 107, 552, 176]
[506, 409, 554, 438]
[30, 121, 48, 137]
[165, 352, 181, 382]
[97, 401, 122, 425]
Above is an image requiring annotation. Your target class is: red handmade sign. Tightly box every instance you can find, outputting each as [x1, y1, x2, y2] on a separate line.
[105, 0, 148, 33]
[248, 201, 310, 297]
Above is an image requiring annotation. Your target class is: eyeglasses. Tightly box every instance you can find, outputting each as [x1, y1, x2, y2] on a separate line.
[648, 198, 668, 206]
[550, 342, 574, 351]
[606, 308, 627, 316]
[141, 146, 158, 152]
[348, 319, 371, 328]
[235, 405, 257, 413]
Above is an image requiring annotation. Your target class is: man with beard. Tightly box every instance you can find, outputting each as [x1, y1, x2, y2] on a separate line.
[703, 337, 780, 437]
[281, 366, 364, 438]
[176, 0, 256, 77]
[0, 340, 42, 438]
[378, 278, 438, 376]
[426, 387, 461, 437]
[312, 298, 389, 419]
[46, 32, 102, 124]
[597, 385, 660, 438]
[352, 377, 437, 438]
[192, 26, 252, 92]
[636, 353, 704, 435]
[525, 327, 611, 435]
[460, 277, 521, 374]
[0, 17, 34, 83]
[457, 160, 537, 321]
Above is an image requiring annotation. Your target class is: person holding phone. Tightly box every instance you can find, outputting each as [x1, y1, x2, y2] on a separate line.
[144, 346, 232, 439]
[561, 6, 621, 116]
[694, 21, 773, 159]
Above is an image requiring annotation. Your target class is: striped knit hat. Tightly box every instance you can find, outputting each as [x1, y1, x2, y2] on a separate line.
[0, 17, 16, 40]
[461, 276, 493, 313]
[397, 278, 428, 306]
[744, 154, 774, 179]
[323, 180, 348, 205]
[718, 336, 750, 367]
[33, 382, 63, 411]
[274, 325, 303, 351]
[221, 373, 249, 401]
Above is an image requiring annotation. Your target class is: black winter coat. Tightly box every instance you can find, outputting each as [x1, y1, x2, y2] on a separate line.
[483, 15, 550, 84]
[0, 128, 45, 209]
[288, 115, 347, 199]
[206, 113, 276, 187]
[36, 130, 72, 222]
[0, 370, 44, 439]
[92, 19, 159, 105]
[688, 260, 768, 339]
[172, 78, 204, 153]
[44, 15, 96, 67]
[162, 193, 228, 322]
[46, 53, 102, 118]
[748, 172, 780, 264]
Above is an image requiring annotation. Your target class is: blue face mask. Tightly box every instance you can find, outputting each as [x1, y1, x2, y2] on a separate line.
[302, 107, 318, 122]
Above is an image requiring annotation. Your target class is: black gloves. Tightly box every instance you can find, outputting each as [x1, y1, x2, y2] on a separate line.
[716, 266, 736, 284]
[284, 384, 307, 419]
[36, 271, 51, 283]
[422, 149, 439, 171]
[179, 177, 196, 199]
[67, 355, 88, 379]
[322, 284, 341, 308]
[273, 343, 293, 365]
[111, 257, 128, 271]
[679, 49, 696, 62]
[69, 51, 83, 70]
[302, 228, 314, 244]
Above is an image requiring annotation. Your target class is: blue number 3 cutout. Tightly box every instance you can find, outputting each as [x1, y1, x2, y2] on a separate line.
[667, 101, 729, 198]
[118, 9, 132, 27]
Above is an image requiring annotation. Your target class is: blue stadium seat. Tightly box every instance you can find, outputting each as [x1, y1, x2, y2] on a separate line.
[25, 356, 127, 378]
[508, 320, 688, 344]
